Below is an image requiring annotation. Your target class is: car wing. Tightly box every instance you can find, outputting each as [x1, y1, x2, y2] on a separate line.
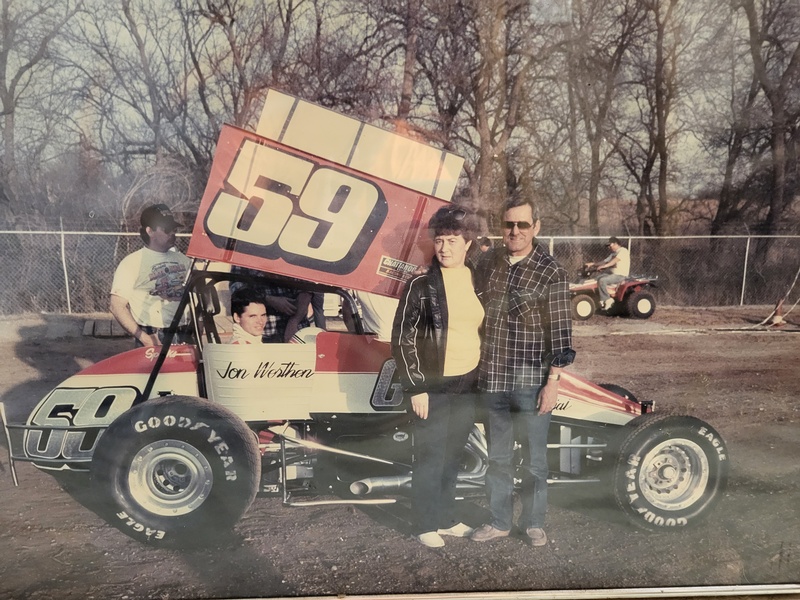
[188, 91, 466, 298]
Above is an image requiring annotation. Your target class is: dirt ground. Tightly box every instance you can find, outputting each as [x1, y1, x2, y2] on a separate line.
[0, 307, 798, 600]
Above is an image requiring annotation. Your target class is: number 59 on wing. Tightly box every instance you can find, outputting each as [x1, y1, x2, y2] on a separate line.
[190, 125, 448, 295]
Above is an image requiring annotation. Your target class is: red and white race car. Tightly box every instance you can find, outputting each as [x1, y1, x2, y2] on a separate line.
[1, 92, 728, 548]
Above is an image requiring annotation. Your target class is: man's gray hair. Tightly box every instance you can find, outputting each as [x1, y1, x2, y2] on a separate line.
[503, 196, 540, 221]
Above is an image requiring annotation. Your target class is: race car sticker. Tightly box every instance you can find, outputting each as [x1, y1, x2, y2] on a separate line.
[377, 256, 419, 283]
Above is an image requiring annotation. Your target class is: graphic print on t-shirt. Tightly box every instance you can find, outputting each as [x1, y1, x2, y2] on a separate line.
[149, 261, 187, 301]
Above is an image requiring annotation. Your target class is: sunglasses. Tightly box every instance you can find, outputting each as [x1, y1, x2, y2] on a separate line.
[447, 207, 466, 220]
[503, 220, 533, 230]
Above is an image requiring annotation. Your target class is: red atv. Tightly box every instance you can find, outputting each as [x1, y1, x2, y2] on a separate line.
[569, 265, 658, 321]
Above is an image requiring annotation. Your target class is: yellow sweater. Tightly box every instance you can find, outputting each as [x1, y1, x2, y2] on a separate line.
[441, 267, 484, 376]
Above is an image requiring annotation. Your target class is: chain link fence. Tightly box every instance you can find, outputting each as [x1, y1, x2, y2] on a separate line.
[1, 230, 798, 315]
[548, 235, 800, 307]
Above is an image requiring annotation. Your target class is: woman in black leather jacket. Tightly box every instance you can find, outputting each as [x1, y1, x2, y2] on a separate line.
[391, 206, 483, 548]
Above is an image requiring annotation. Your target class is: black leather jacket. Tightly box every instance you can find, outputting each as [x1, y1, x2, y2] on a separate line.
[391, 261, 476, 393]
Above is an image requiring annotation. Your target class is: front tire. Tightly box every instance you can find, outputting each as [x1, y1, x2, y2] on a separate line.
[612, 414, 729, 531]
[571, 294, 596, 320]
[625, 290, 656, 319]
[91, 396, 260, 547]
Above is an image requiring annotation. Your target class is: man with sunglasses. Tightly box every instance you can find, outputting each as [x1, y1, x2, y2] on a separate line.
[471, 197, 575, 547]
[110, 203, 192, 346]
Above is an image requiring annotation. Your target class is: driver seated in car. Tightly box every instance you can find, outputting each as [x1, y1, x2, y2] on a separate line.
[229, 287, 268, 344]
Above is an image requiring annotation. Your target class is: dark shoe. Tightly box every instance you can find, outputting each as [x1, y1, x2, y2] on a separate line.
[526, 527, 548, 547]
[470, 524, 510, 542]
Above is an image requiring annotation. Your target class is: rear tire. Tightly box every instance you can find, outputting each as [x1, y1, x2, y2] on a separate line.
[91, 395, 260, 548]
[612, 414, 729, 531]
[571, 295, 596, 320]
[625, 290, 656, 319]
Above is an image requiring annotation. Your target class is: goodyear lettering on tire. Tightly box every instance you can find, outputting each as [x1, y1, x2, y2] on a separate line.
[115, 511, 166, 541]
[133, 415, 237, 481]
[698, 426, 728, 461]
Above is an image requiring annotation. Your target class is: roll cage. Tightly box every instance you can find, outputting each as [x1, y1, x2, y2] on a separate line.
[140, 261, 366, 405]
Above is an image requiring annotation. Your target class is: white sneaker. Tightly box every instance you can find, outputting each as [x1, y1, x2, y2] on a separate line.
[417, 532, 445, 548]
[602, 299, 615, 310]
[437, 522, 474, 537]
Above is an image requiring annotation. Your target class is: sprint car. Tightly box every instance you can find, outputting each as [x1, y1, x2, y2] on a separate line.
[0, 266, 730, 547]
[1, 91, 728, 548]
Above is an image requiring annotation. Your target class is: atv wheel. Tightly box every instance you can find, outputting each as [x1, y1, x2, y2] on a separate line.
[571, 294, 596, 320]
[612, 413, 729, 531]
[91, 396, 260, 547]
[625, 290, 656, 319]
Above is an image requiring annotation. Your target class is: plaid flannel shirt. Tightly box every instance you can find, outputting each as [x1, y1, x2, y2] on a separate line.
[476, 244, 575, 392]
[259, 284, 311, 342]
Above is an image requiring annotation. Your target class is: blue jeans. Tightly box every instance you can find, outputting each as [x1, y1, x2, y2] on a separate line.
[597, 273, 626, 302]
[483, 387, 550, 531]
[412, 371, 477, 534]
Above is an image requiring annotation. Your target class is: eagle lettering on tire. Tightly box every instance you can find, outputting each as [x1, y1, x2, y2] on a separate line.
[612, 413, 729, 531]
[90, 396, 260, 547]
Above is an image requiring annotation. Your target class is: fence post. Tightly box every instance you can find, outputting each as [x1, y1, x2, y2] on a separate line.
[740, 236, 751, 306]
[60, 219, 72, 314]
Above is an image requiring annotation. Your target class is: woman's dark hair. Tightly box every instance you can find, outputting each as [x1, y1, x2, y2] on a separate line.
[230, 287, 266, 317]
[428, 205, 477, 243]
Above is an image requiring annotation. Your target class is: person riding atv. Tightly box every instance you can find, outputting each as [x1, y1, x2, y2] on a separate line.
[585, 236, 630, 311]
[570, 237, 658, 320]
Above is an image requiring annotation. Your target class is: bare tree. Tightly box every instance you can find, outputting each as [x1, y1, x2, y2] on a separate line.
[568, 0, 648, 234]
[736, 0, 800, 236]
[396, 0, 421, 132]
[470, 0, 534, 222]
[612, 0, 707, 235]
[2, 0, 797, 240]
[285, 0, 403, 120]
[57, 0, 313, 232]
[414, 0, 473, 148]
[0, 0, 82, 213]
[692, 7, 765, 235]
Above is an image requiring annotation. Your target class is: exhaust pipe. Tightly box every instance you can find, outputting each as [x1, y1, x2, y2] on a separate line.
[350, 475, 411, 495]
[349, 471, 486, 496]
[349, 427, 489, 496]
